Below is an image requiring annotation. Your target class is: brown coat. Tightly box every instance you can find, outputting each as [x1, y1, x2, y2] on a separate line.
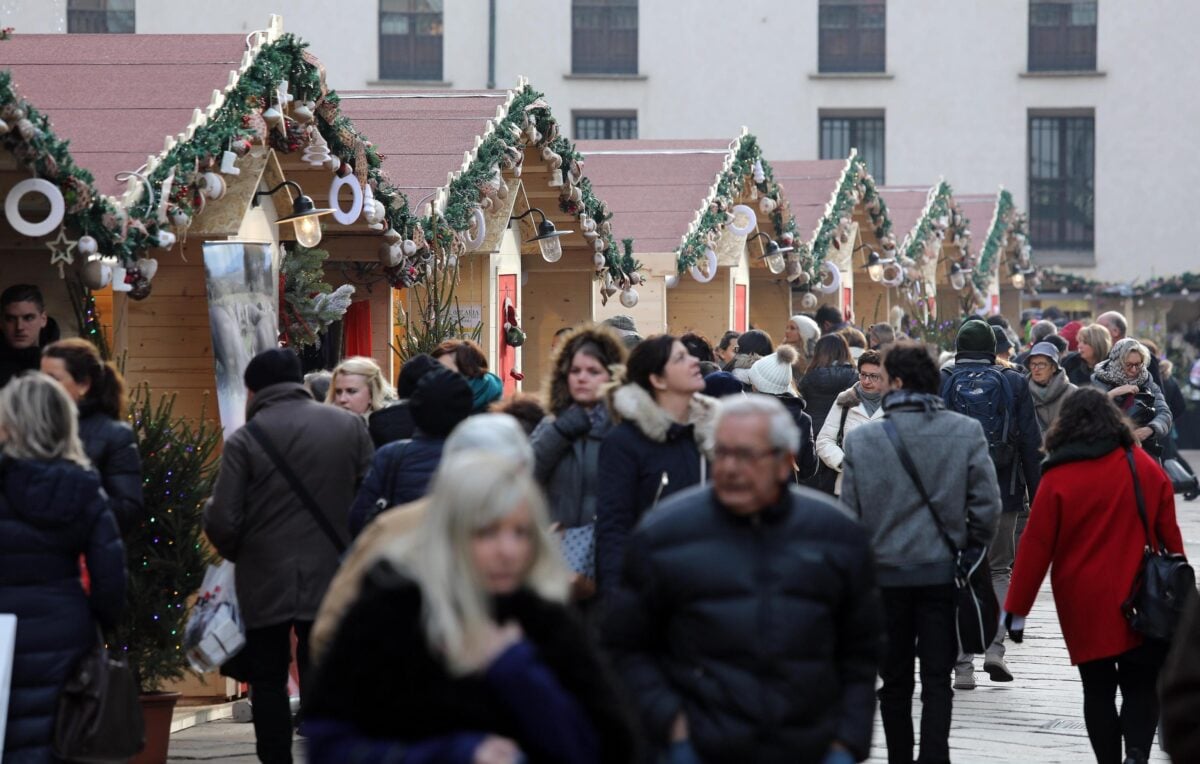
[203, 382, 374, 629]
[310, 498, 428, 663]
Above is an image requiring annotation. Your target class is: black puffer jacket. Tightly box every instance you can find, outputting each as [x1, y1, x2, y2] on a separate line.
[799, 364, 859, 434]
[595, 385, 717, 596]
[77, 401, 144, 533]
[348, 435, 446, 536]
[0, 456, 126, 763]
[761, 393, 818, 482]
[603, 485, 882, 763]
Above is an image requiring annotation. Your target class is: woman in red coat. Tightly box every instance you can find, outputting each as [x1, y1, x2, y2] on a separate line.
[1005, 387, 1185, 764]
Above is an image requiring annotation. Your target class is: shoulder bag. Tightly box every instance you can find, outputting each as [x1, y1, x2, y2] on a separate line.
[882, 419, 999, 654]
[1121, 448, 1195, 642]
[53, 626, 145, 763]
[245, 419, 346, 556]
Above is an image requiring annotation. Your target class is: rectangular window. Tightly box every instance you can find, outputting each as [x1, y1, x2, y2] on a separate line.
[820, 114, 885, 184]
[67, 0, 135, 33]
[818, 0, 886, 73]
[1028, 114, 1094, 250]
[574, 113, 638, 140]
[1029, 0, 1097, 72]
[572, 0, 638, 75]
[379, 0, 444, 81]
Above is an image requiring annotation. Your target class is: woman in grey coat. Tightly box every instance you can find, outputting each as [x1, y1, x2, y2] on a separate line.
[530, 325, 627, 594]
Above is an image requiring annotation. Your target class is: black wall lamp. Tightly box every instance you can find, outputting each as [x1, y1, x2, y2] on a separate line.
[510, 207, 573, 263]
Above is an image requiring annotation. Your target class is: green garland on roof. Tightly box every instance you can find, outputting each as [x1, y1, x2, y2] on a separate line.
[806, 152, 892, 280]
[900, 181, 955, 268]
[0, 70, 128, 259]
[969, 189, 1030, 297]
[675, 134, 796, 275]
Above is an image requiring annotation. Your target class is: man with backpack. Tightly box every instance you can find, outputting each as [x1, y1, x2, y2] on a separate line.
[941, 319, 1042, 689]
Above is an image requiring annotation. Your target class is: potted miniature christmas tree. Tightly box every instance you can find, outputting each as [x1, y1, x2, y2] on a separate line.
[111, 386, 221, 764]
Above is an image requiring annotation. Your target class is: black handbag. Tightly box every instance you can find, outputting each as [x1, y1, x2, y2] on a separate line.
[883, 419, 1000, 654]
[52, 626, 146, 763]
[1120, 448, 1195, 642]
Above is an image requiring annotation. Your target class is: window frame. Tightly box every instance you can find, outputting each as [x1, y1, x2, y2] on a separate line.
[1028, 0, 1098, 72]
[571, 0, 639, 76]
[819, 112, 886, 185]
[818, 0, 886, 74]
[573, 112, 639, 140]
[1027, 112, 1095, 253]
[66, 0, 135, 33]
[378, 0, 445, 82]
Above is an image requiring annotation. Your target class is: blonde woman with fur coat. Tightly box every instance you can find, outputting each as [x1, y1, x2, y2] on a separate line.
[596, 335, 717, 596]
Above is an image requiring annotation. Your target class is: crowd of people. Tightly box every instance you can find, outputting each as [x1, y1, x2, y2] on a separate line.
[1, 278, 1199, 764]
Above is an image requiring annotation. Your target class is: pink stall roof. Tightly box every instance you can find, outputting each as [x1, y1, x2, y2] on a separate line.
[1, 34, 249, 197]
[575, 139, 734, 253]
[955, 192, 1001, 244]
[880, 185, 937, 244]
[334, 90, 510, 204]
[770, 159, 853, 240]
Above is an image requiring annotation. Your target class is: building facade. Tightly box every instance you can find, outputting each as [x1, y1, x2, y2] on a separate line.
[9, 0, 1198, 282]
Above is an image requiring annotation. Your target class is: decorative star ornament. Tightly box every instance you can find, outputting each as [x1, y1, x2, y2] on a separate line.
[47, 225, 78, 278]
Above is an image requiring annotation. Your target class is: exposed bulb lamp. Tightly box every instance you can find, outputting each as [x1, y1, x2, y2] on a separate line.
[752, 232, 793, 275]
[511, 207, 573, 263]
[256, 180, 335, 248]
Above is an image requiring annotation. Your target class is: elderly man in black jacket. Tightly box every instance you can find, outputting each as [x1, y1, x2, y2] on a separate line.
[604, 395, 882, 764]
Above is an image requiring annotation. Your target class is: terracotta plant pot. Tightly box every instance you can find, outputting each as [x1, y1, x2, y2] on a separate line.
[131, 691, 181, 764]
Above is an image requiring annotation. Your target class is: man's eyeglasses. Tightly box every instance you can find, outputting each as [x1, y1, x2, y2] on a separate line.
[859, 372, 883, 382]
[713, 446, 780, 465]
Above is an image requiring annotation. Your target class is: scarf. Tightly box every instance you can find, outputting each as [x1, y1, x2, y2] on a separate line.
[1093, 338, 1150, 388]
[854, 381, 883, 417]
[1028, 370, 1072, 430]
[1042, 437, 1123, 474]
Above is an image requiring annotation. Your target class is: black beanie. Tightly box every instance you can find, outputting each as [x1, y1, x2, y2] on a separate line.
[991, 325, 1013, 354]
[410, 367, 473, 437]
[397, 354, 439, 398]
[244, 348, 303, 392]
[956, 319, 997, 354]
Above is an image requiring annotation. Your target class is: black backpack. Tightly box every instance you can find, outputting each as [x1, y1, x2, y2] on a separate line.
[941, 365, 1016, 468]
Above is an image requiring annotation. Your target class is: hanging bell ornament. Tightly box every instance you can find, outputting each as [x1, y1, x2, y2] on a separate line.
[619, 287, 639, 309]
[81, 259, 113, 290]
[77, 235, 98, 256]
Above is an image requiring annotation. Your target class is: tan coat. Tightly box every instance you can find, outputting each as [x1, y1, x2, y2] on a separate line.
[309, 498, 429, 663]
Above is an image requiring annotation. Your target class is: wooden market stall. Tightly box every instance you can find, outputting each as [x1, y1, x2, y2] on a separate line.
[581, 131, 795, 345]
[879, 181, 971, 328]
[333, 82, 638, 394]
[951, 188, 1034, 321]
[774, 150, 893, 328]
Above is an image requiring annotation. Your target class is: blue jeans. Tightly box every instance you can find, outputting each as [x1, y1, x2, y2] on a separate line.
[662, 740, 702, 764]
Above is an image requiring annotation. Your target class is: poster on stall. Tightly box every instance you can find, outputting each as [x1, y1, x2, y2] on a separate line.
[203, 241, 279, 437]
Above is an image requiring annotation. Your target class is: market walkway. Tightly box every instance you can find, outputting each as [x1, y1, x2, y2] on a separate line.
[167, 453, 1200, 764]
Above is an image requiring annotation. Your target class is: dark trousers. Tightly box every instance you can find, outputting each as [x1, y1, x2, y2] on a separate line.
[1077, 641, 1167, 764]
[878, 584, 957, 764]
[243, 620, 312, 764]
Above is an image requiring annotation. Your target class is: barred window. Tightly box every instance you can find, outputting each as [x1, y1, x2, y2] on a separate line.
[379, 0, 444, 81]
[572, 0, 638, 75]
[818, 0, 885, 73]
[1028, 115, 1094, 250]
[820, 115, 885, 184]
[67, 0, 135, 33]
[1029, 0, 1097, 72]
[574, 113, 638, 140]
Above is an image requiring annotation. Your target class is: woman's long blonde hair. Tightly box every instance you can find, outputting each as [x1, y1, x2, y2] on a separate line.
[0, 372, 90, 467]
[1076, 323, 1112, 363]
[383, 451, 569, 675]
[327, 356, 395, 413]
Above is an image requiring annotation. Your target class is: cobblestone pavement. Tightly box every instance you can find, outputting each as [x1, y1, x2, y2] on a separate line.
[169, 453, 1200, 763]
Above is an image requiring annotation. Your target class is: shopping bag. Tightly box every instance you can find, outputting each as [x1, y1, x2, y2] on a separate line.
[183, 561, 246, 674]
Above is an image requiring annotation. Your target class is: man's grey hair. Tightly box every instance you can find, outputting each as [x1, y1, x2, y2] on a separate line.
[1031, 320, 1058, 342]
[1097, 311, 1128, 339]
[711, 394, 799, 455]
[443, 413, 534, 472]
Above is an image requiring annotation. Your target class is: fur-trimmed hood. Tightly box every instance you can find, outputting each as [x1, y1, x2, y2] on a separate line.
[835, 386, 861, 408]
[544, 324, 628, 415]
[610, 383, 718, 454]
